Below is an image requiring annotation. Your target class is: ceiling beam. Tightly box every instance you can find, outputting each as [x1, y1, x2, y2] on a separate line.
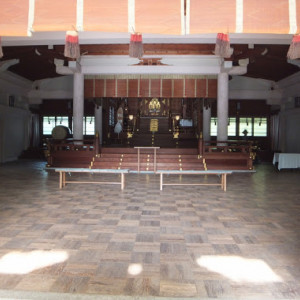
[1, 32, 294, 47]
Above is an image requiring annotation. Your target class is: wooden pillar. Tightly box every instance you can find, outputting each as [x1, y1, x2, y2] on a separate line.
[198, 133, 204, 156]
[94, 131, 101, 156]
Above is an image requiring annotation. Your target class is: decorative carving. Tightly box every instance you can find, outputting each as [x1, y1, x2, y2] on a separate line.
[149, 98, 161, 115]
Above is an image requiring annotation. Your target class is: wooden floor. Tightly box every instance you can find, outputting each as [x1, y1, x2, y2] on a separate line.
[0, 159, 299, 299]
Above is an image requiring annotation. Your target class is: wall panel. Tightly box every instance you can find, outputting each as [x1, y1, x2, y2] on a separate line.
[150, 79, 161, 97]
[173, 79, 184, 98]
[84, 79, 94, 98]
[196, 79, 206, 98]
[106, 79, 116, 97]
[128, 79, 138, 97]
[117, 79, 127, 97]
[95, 79, 105, 97]
[185, 79, 196, 98]
[140, 79, 149, 97]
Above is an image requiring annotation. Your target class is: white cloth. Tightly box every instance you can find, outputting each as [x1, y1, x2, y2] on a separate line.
[272, 153, 280, 165]
[273, 153, 300, 170]
[114, 122, 122, 134]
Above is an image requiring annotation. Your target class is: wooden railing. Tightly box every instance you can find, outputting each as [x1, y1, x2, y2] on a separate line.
[47, 133, 101, 154]
[46, 134, 101, 167]
[198, 138, 253, 156]
[197, 137, 255, 170]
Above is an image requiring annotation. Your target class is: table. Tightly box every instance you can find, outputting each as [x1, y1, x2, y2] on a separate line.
[273, 153, 300, 170]
[134, 146, 160, 173]
[55, 168, 129, 189]
[156, 170, 232, 191]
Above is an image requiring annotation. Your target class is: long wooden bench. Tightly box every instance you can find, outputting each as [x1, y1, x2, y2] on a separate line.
[156, 170, 233, 191]
[54, 168, 129, 190]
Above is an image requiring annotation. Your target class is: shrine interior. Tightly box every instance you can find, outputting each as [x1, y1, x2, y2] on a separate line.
[0, 1, 300, 299]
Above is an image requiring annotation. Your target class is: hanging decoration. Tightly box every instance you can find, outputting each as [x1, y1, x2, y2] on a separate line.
[0, 37, 3, 58]
[129, 33, 143, 58]
[287, 34, 300, 60]
[64, 31, 80, 59]
[214, 33, 232, 58]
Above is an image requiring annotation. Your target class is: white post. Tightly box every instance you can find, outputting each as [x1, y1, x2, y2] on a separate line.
[203, 104, 211, 141]
[73, 72, 84, 141]
[94, 104, 103, 144]
[217, 72, 229, 142]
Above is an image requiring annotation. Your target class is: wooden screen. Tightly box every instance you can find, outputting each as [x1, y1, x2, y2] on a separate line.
[84, 78, 217, 98]
[83, 0, 128, 32]
[0, 0, 29, 36]
[33, 0, 76, 31]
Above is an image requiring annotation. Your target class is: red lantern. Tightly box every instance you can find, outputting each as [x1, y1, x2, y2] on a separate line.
[215, 33, 231, 58]
[287, 34, 300, 60]
[64, 31, 80, 59]
[129, 33, 143, 58]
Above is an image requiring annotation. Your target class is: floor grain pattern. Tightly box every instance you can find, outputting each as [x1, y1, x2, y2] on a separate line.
[0, 159, 299, 299]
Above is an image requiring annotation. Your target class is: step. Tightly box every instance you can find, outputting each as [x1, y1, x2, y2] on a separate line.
[51, 162, 91, 168]
[206, 164, 249, 170]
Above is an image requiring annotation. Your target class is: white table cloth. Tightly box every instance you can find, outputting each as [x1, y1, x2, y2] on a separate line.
[273, 153, 300, 170]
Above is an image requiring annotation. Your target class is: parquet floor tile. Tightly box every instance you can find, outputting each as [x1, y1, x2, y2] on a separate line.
[0, 159, 299, 299]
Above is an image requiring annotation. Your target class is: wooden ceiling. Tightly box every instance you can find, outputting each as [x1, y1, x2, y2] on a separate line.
[1, 43, 299, 82]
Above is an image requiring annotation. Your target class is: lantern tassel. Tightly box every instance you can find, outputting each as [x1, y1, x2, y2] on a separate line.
[64, 31, 80, 59]
[129, 33, 143, 58]
[287, 34, 300, 60]
[215, 33, 232, 58]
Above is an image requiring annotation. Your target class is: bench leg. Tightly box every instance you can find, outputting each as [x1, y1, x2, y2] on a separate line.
[221, 174, 227, 192]
[59, 171, 63, 189]
[160, 173, 163, 190]
[220, 174, 224, 190]
[121, 173, 125, 190]
[63, 172, 66, 187]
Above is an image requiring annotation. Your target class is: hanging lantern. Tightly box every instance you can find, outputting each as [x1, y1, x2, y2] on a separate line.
[0, 37, 3, 58]
[64, 31, 80, 59]
[287, 34, 300, 60]
[215, 33, 232, 58]
[129, 33, 143, 58]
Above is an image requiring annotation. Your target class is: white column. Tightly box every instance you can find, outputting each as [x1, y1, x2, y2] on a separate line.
[94, 104, 103, 144]
[203, 104, 211, 141]
[73, 72, 84, 141]
[217, 72, 229, 141]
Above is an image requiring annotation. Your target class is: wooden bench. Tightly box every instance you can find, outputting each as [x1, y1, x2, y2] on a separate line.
[156, 170, 233, 191]
[54, 168, 129, 190]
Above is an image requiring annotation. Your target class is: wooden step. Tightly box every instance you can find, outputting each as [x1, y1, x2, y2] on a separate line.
[51, 162, 91, 168]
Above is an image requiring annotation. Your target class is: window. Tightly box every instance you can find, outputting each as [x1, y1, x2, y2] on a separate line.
[72, 117, 95, 135]
[227, 118, 236, 136]
[210, 117, 236, 136]
[210, 117, 267, 138]
[239, 117, 253, 137]
[43, 116, 56, 135]
[43, 116, 68, 135]
[43, 116, 95, 136]
[56, 116, 69, 127]
[85, 117, 95, 135]
[210, 117, 218, 136]
[253, 117, 267, 137]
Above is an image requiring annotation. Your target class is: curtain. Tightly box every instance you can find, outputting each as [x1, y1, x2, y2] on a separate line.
[270, 114, 280, 152]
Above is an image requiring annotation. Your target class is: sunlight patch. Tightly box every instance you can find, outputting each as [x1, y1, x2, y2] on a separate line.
[128, 263, 143, 276]
[0, 250, 69, 274]
[197, 255, 282, 283]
